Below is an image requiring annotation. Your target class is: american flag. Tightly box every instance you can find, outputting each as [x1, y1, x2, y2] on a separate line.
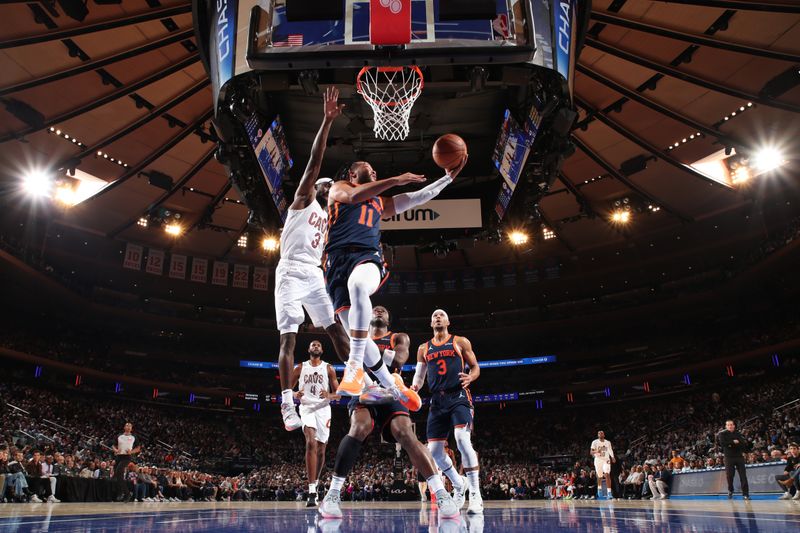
[273, 34, 304, 47]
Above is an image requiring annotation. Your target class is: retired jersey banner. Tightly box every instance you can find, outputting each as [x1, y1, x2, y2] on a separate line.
[212, 261, 229, 286]
[253, 267, 269, 291]
[123, 243, 143, 270]
[233, 264, 250, 288]
[145, 249, 164, 275]
[191, 258, 208, 283]
[381, 199, 482, 230]
[169, 254, 187, 280]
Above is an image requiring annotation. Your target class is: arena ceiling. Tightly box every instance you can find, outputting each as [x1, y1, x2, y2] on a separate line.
[0, 0, 799, 271]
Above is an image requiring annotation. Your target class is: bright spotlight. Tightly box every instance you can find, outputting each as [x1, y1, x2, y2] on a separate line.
[137, 217, 148, 228]
[165, 223, 183, 236]
[752, 147, 785, 173]
[21, 169, 53, 197]
[53, 184, 78, 206]
[611, 209, 631, 224]
[237, 234, 248, 248]
[542, 227, 556, 240]
[508, 231, 529, 246]
[262, 237, 280, 251]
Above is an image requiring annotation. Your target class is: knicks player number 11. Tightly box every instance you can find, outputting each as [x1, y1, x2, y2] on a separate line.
[358, 205, 376, 227]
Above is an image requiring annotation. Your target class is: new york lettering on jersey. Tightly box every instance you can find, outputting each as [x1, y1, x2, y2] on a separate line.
[373, 332, 395, 355]
[424, 335, 465, 393]
[280, 202, 328, 265]
[325, 183, 384, 253]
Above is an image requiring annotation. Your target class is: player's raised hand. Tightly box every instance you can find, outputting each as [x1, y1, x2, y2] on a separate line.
[458, 372, 473, 389]
[324, 86, 345, 121]
[410, 384, 420, 392]
[446, 154, 468, 179]
[293, 390, 304, 400]
[395, 172, 426, 186]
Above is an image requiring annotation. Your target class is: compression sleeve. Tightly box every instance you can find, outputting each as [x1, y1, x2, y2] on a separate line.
[391, 175, 453, 214]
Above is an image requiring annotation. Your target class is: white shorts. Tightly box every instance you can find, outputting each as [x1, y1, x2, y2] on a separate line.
[275, 260, 335, 334]
[594, 458, 611, 476]
[299, 403, 332, 444]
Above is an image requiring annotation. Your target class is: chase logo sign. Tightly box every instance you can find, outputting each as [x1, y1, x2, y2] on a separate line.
[380, 199, 481, 230]
[554, 0, 574, 82]
[211, 0, 237, 100]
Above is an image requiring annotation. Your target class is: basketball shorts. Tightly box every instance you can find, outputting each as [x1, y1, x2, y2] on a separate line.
[426, 389, 474, 441]
[299, 403, 332, 444]
[347, 397, 409, 444]
[323, 248, 389, 314]
[594, 458, 611, 476]
[275, 259, 335, 334]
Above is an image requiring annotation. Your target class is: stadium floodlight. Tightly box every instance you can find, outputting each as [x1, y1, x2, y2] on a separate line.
[751, 147, 786, 173]
[508, 231, 529, 246]
[262, 236, 280, 251]
[610, 209, 631, 224]
[165, 223, 183, 236]
[21, 169, 53, 198]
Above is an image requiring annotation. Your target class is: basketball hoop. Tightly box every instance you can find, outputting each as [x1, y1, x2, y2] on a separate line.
[356, 66, 424, 141]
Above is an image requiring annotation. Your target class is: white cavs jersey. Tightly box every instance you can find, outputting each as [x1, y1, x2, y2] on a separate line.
[299, 360, 330, 406]
[279, 201, 328, 266]
[591, 439, 614, 461]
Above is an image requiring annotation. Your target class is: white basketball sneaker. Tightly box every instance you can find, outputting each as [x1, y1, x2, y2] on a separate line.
[452, 475, 468, 509]
[467, 494, 484, 514]
[318, 489, 343, 519]
[281, 403, 302, 431]
[435, 490, 460, 519]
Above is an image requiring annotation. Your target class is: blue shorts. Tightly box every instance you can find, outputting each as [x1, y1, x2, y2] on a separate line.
[347, 397, 409, 444]
[323, 248, 389, 314]
[426, 389, 474, 441]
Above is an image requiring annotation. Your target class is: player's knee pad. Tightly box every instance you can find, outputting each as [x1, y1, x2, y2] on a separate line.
[427, 440, 452, 469]
[454, 427, 479, 469]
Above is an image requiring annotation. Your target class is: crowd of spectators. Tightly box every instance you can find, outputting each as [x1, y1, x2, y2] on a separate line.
[2, 356, 798, 504]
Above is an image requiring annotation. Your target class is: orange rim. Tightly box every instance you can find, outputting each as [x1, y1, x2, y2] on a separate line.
[356, 65, 424, 108]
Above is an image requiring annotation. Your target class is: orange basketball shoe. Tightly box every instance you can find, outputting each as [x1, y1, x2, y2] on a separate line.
[392, 373, 422, 412]
[337, 362, 365, 396]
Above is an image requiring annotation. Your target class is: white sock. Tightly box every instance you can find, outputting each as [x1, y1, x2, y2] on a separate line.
[281, 389, 293, 405]
[363, 374, 375, 387]
[330, 476, 345, 492]
[309, 482, 317, 494]
[442, 464, 464, 491]
[426, 474, 445, 494]
[371, 362, 396, 389]
[348, 337, 367, 369]
[466, 470, 480, 498]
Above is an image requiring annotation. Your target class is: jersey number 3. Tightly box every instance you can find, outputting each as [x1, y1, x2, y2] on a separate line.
[436, 359, 447, 375]
[311, 232, 321, 248]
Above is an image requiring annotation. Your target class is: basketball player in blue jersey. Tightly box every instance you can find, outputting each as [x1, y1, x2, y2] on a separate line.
[319, 306, 460, 520]
[412, 309, 484, 514]
[324, 156, 467, 407]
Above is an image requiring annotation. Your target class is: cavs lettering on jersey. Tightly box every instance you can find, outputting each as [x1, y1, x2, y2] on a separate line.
[424, 335, 466, 394]
[325, 182, 384, 254]
[298, 361, 330, 406]
[279, 201, 328, 266]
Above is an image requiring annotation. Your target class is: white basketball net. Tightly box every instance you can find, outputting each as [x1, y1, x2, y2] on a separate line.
[357, 66, 424, 141]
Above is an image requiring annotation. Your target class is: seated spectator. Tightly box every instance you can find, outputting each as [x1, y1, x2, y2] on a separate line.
[648, 464, 672, 500]
[777, 443, 800, 500]
[26, 450, 55, 503]
[80, 461, 96, 479]
[668, 451, 685, 471]
[5, 449, 35, 502]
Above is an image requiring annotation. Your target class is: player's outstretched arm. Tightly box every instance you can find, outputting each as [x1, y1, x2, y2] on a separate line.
[411, 344, 428, 392]
[382, 155, 468, 218]
[455, 335, 479, 389]
[291, 86, 344, 210]
[329, 172, 426, 205]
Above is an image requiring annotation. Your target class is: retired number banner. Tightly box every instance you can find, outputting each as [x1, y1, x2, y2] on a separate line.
[191, 258, 208, 283]
[233, 264, 250, 289]
[253, 267, 269, 291]
[212, 261, 229, 286]
[145, 249, 164, 275]
[123, 243, 143, 270]
[169, 254, 187, 280]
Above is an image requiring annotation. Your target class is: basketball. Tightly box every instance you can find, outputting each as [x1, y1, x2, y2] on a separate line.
[432, 134, 467, 172]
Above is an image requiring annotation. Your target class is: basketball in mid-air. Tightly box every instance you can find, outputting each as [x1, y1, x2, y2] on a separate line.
[432, 134, 467, 172]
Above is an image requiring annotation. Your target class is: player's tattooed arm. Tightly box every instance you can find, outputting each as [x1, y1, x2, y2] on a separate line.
[455, 336, 480, 389]
[291, 86, 344, 209]
[411, 344, 428, 391]
[322, 364, 341, 401]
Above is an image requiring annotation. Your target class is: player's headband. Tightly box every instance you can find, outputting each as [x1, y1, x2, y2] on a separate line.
[315, 177, 333, 186]
[432, 309, 449, 321]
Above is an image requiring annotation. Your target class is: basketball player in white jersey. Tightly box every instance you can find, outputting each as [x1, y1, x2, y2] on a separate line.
[276, 87, 350, 432]
[590, 430, 615, 499]
[290, 340, 340, 507]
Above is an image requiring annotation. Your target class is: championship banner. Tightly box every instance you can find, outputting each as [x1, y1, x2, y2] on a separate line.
[169, 254, 187, 280]
[381, 199, 482, 230]
[123, 243, 143, 270]
[191, 258, 208, 283]
[233, 264, 250, 289]
[212, 261, 229, 286]
[145, 249, 164, 275]
[253, 267, 269, 291]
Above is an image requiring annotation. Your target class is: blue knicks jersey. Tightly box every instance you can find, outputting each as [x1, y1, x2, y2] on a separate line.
[325, 182, 384, 253]
[424, 335, 465, 393]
